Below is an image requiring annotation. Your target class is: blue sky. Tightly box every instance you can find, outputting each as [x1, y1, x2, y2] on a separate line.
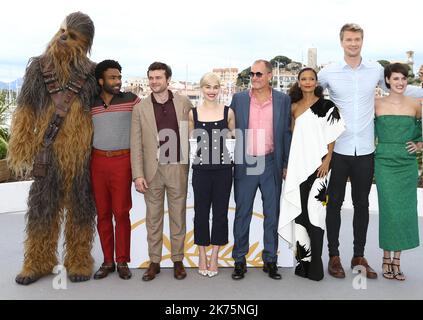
[0, 0, 422, 82]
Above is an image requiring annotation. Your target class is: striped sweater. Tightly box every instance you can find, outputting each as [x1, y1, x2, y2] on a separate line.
[91, 92, 141, 151]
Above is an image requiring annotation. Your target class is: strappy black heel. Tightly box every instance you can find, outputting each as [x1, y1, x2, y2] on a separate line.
[382, 257, 393, 280]
[391, 257, 405, 281]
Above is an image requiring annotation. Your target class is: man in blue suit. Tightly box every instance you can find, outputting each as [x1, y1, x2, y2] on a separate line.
[230, 59, 292, 280]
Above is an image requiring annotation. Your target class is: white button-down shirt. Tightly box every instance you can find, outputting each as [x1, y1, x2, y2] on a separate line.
[318, 59, 423, 156]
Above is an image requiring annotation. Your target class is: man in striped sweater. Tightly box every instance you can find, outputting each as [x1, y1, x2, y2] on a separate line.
[91, 60, 140, 280]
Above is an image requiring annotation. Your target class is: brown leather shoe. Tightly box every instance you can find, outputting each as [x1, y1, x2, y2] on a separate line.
[351, 256, 378, 279]
[328, 256, 345, 279]
[117, 262, 132, 280]
[174, 261, 187, 280]
[142, 262, 160, 281]
[93, 263, 116, 280]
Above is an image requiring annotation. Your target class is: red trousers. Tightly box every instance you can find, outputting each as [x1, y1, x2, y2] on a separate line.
[90, 152, 132, 263]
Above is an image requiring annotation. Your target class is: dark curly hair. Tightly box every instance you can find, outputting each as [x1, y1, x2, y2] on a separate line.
[95, 59, 122, 81]
[289, 67, 323, 103]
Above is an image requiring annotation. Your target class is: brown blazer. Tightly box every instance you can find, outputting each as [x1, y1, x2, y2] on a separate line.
[130, 92, 193, 183]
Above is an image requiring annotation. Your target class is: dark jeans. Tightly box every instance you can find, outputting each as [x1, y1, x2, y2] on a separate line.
[326, 152, 374, 257]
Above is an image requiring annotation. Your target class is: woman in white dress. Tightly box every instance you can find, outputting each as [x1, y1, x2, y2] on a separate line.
[278, 68, 345, 281]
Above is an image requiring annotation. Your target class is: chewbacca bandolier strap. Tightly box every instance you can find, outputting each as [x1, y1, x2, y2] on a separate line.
[33, 60, 87, 178]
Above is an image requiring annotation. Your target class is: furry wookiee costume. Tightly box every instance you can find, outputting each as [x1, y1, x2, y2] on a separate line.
[8, 12, 98, 285]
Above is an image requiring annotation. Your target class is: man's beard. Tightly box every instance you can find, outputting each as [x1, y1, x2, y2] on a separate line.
[45, 37, 88, 85]
[103, 82, 121, 95]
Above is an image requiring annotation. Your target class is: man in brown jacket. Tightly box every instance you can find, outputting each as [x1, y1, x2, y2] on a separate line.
[131, 62, 193, 281]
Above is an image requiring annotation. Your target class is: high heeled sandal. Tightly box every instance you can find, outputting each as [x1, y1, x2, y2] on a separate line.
[198, 269, 208, 276]
[382, 257, 394, 280]
[391, 257, 405, 281]
[208, 257, 219, 278]
[207, 270, 218, 277]
[198, 256, 209, 277]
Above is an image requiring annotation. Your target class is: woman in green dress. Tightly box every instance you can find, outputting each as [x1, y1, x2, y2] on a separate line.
[375, 63, 422, 281]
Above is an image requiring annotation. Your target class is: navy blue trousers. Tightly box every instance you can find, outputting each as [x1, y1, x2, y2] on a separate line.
[232, 155, 282, 264]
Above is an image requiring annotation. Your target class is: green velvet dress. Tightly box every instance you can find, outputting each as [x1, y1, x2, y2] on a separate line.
[375, 115, 422, 251]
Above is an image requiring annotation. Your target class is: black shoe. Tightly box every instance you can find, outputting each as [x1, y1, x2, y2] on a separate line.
[263, 262, 282, 280]
[294, 260, 310, 278]
[231, 262, 247, 280]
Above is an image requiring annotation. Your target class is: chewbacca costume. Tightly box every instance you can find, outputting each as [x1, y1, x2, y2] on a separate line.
[7, 12, 98, 285]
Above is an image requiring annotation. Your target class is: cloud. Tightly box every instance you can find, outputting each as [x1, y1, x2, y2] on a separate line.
[1, 0, 422, 82]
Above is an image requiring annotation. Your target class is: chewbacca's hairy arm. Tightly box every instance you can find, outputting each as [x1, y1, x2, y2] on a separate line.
[7, 57, 50, 177]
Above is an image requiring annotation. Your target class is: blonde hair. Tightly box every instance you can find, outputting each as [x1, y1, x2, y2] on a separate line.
[340, 23, 364, 40]
[200, 72, 221, 87]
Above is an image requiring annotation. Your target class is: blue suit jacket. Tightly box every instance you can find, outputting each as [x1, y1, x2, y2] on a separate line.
[230, 89, 292, 181]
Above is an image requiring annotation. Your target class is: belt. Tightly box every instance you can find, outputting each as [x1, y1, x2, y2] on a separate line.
[92, 148, 130, 157]
[248, 152, 274, 160]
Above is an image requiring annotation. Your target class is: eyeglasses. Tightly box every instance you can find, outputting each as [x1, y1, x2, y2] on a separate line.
[249, 71, 264, 78]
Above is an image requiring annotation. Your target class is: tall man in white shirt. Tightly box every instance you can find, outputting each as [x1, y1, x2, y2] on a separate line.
[318, 23, 423, 279]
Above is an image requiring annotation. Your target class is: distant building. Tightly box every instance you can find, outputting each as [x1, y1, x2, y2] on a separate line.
[406, 51, 414, 73]
[307, 48, 317, 70]
[212, 68, 238, 87]
[272, 70, 298, 93]
[212, 67, 238, 106]
[170, 81, 201, 107]
[122, 77, 150, 98]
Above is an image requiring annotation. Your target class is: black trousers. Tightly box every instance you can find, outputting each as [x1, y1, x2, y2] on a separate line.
[192, 168, 232, 246]
[326, 152, 374, 257]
